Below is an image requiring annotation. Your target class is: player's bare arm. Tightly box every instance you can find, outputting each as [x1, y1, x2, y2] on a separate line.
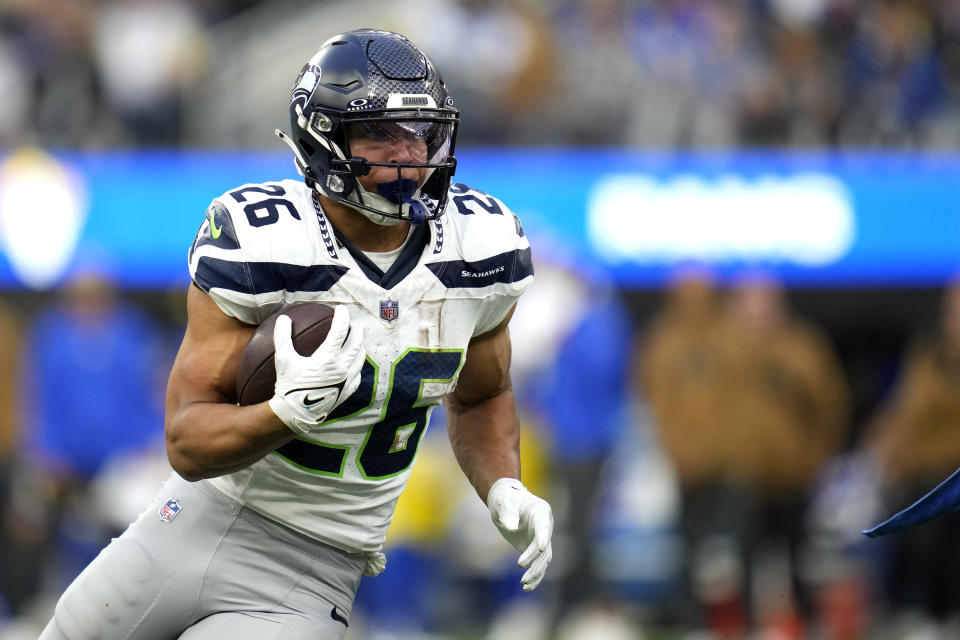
[165, 284, 294, 480]
[445, 306, 521, 500]
[446, 304, 554, 591]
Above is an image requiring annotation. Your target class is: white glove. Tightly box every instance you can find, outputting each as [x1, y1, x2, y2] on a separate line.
[487, 477, 554, 591]
[363, 551, 387, 577]
[268, 305, 365, 435]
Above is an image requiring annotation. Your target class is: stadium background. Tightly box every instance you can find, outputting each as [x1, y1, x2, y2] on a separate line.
[0, 0, 958, 638]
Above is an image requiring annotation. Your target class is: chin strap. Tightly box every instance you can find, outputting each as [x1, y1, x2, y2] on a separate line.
[403, 192, 428, 224]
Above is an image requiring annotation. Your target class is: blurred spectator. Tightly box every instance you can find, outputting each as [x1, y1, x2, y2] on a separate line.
[0, 299, 20, 480]
[720, 273, 851, 637]
[23, 272, 164, 480]
[415, 0, 555, 145]
[637, 270, 747, 636]
[0, 0, 104, 148]
[724, 275, 850, 502]
[626, 1, 753, 147]
[637, 270, 850, 638]
[91, 0, 208, 145]
[0, 37, 29, 147]
[638, 270, 730, 495]
[539, 0, 642, 146]
[518, 259, 634, 629]
[837, 1, 939, 146]
[0, 299, 27, 617]
[20, 271, 166, 592]
[865, 279, 960, 630]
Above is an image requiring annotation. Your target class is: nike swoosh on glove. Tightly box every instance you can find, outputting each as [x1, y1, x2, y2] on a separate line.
[268, 305, 366, 435]
[487, 477, 554, 591]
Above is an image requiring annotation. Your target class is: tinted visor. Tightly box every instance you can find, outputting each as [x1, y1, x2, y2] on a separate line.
[345, 118, 454, 166]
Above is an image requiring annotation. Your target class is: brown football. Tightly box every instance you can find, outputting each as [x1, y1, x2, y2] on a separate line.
[235, 302, 337, 406]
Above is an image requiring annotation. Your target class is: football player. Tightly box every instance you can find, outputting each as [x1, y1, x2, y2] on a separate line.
[40, 29, 552, 639]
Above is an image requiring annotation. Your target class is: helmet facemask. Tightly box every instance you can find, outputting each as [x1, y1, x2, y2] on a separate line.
[321, 113, 457, 225]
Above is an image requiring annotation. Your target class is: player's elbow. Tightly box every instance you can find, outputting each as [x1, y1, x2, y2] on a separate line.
[168, 456, 207, 482]
[165, 422, 208, 482]
[165, 443, 207, 482]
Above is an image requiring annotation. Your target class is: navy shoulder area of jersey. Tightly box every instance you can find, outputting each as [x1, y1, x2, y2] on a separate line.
[428, 182, 533, 290]
[188, 179, 347, 300]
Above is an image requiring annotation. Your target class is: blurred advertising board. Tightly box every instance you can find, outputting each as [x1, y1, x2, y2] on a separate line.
[0, 147, 956, 289]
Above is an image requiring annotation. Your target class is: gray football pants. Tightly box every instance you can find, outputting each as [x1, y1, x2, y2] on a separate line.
[40, 473, 365, 639]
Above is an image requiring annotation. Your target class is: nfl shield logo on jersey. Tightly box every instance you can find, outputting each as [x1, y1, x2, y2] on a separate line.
[380, 298, 399, 322]
[159, 498, 182, 523]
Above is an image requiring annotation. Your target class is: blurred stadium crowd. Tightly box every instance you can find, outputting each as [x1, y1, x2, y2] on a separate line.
[3, 0, 960, 148]
[2, 1, 960, 640]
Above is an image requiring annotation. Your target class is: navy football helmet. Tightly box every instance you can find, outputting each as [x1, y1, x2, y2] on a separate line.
[277, 29, 459, 224]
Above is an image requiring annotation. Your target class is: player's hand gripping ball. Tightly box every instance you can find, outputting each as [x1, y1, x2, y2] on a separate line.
[236, 303, 366, 435]
[235, 302, 336, 405]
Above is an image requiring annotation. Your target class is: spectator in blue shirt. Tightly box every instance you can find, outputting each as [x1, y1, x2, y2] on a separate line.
[20, 270, 165, 589]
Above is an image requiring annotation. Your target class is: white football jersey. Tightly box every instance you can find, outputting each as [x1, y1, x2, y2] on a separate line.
[187, 179, 533, 553]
